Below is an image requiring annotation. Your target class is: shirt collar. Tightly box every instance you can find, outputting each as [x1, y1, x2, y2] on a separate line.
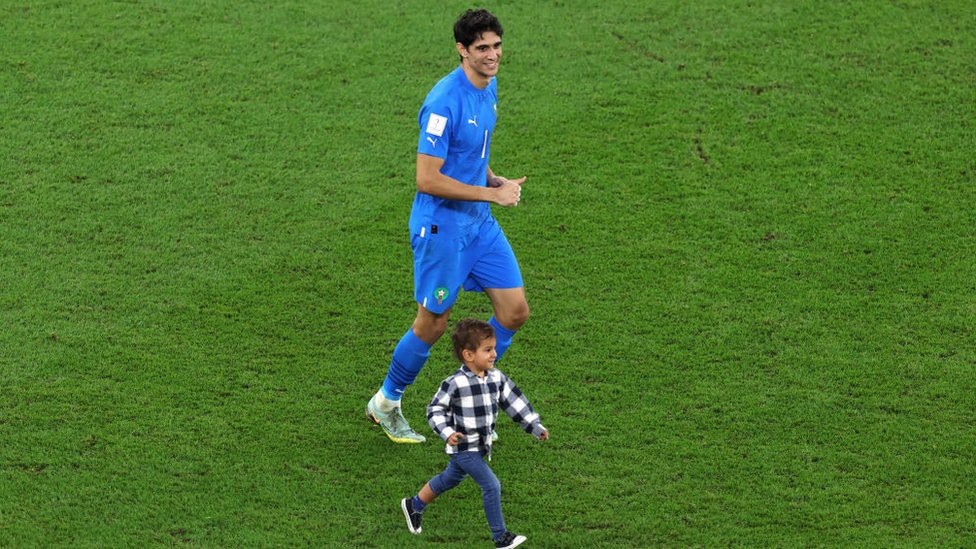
[459, 364, 498, 380]
[453, 65, 493, 95]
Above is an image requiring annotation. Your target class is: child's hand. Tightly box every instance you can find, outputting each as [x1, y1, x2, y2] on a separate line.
[539, 429, 549, 442]
[447, 432, 465, 446]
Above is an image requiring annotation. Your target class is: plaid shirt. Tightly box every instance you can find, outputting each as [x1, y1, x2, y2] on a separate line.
[427, 365, 546, 456]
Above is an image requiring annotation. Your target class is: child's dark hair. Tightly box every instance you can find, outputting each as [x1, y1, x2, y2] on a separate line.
[453, 8, 504, 48]
[451, 319, 495, 363]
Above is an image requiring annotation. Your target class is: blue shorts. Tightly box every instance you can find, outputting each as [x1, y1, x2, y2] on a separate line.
[412, 216, 523, 314]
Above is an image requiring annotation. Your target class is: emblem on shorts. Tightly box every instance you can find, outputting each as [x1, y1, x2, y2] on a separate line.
[435, 287, 449, 305]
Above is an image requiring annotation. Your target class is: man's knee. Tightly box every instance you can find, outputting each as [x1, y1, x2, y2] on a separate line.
[413, 307, 451, 343]
[498, 302, 530, 330]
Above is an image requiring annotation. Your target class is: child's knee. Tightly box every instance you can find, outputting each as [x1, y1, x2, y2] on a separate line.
[430, 470, 465, 493]
[481, 476, 501, 496]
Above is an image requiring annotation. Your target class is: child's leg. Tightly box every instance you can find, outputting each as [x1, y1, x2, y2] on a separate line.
[410, 482, 437, 513]
[454, 451, 506, 541]
[418, 482, 437, 504]
[415, 455, 466, 512]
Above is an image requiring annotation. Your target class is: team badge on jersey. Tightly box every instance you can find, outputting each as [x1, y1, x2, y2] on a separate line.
[435, 287, 450, 305]
[426, 113, 448, 137]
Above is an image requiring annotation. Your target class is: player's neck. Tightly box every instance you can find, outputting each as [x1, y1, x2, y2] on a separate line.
[460, 63, 491, 90]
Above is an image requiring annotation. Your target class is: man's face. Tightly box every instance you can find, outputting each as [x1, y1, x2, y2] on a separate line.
[459, 31, 502, 79]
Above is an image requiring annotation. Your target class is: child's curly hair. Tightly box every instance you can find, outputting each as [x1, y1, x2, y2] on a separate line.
[451, 319, 495, 363]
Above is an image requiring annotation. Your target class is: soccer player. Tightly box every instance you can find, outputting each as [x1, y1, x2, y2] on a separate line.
[400, 319, 548, 548]
[366, 9, 530, 443]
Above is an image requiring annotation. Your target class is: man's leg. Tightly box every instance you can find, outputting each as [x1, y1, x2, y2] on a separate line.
[367, 305, 450, 443]
[484, 287, 529, 363]
[469, 219, 527, 364]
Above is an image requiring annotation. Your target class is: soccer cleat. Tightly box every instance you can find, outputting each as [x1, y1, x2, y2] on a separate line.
[401, 497, 423, 534]
[366, 398, 426, 443]
[491, 430, 499, 442]
[495, 531, 527, 549]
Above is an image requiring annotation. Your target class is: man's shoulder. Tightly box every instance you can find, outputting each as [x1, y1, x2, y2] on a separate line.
[423, 68, 464, 105]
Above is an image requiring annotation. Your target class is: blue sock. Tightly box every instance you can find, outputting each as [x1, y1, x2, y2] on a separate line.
[488, 316, 517, 363]
[381, 329, 432, 401]
[412, 495, 427, 512]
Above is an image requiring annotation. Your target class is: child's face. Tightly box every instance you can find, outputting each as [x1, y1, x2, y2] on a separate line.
[464, 336, 497, 374]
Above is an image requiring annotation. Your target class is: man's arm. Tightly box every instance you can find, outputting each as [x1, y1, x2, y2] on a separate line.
[486, 165, 526, 189]
[418, 154, 521, 206]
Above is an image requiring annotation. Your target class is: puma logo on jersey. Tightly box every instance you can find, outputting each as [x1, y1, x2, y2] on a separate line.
[427, 136, 438, 147]
[467, 115, 478, 127]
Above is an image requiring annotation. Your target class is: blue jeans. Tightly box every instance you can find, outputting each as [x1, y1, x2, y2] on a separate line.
[428, 450, 506, 541]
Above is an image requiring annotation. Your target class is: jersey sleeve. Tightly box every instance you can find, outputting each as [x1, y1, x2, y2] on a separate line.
[417, 96, 453, 160]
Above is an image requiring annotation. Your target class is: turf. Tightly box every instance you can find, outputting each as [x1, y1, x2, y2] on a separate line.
[1, 1, 974, 547]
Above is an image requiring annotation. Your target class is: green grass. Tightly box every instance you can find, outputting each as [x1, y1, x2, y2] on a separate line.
[2, 1, 974, 547]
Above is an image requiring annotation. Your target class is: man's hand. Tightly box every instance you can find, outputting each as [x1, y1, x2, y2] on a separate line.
[490, 176, 526, 207]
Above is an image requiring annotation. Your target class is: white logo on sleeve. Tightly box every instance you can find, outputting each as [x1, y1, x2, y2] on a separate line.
[427, 137, 438, 148]
[426, 113, 448, 137]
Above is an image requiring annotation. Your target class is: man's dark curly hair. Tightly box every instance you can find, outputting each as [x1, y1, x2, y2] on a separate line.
[454, 8, 504, 49]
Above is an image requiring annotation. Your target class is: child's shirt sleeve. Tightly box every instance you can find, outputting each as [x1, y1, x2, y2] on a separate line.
[427, 378, 457, 441]
[498, 373, 546, 438]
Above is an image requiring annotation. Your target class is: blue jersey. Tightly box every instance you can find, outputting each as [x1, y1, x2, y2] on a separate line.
[412, 66, 498, 236]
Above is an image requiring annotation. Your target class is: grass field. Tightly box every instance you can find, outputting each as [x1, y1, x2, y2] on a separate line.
[2, 1, 975, 547]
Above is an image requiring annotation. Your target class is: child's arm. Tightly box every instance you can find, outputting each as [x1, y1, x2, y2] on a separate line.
[498, 373, 548, 440]
[427, 379, 460, 443]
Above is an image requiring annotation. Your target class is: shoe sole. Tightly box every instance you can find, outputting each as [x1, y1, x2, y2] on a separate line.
[401, 498, 421, 535]
[498, 535, 527, 549]
[366, 406, 426, 444]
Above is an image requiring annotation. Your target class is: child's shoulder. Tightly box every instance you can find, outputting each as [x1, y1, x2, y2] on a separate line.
[490, 367, 510, 380]
[439, 366, 469, 385]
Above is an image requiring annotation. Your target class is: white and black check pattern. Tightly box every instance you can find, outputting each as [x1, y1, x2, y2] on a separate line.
[427, 365, 546, 455]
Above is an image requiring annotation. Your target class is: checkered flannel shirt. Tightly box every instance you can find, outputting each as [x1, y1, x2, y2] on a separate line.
[427, 365, 546, 456]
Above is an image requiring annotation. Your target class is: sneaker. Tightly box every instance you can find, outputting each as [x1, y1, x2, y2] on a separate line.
[495, 531, 527, 549]
[366, 398, 426, 443]
[491, 430, 499, 442]
[401, 497, 422, 534]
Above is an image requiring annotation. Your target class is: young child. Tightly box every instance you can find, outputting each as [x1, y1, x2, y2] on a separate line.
[401, 319, 549, 549]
